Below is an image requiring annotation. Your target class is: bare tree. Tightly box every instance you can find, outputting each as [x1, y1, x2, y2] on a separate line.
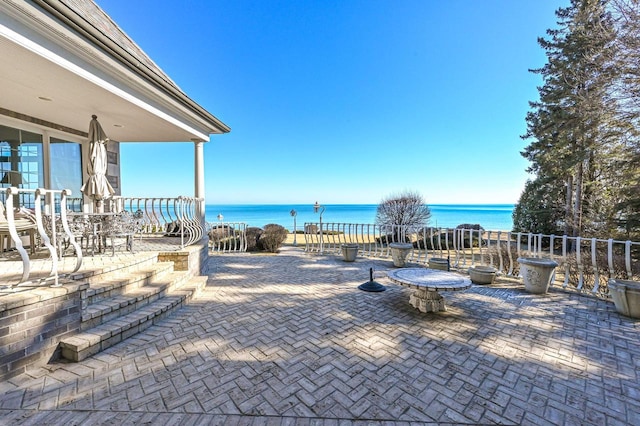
[375, 190, 431, 232]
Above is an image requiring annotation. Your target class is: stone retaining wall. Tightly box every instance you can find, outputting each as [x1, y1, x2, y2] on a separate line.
[0, 282, 87, 379]
[158, 242, 208, 276]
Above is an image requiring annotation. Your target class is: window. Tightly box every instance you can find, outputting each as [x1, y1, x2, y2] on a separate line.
[50, 137, 83, 212]
[50, 138, 82, 193]
[0, 125, 43, 208]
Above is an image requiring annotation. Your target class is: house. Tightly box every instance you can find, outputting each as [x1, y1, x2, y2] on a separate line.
[0, 0, 230, 212]
[0, 0, 229, 379]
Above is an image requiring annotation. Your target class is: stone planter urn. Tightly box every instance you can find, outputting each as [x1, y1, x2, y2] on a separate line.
[341, 244, 358, 262]
[389, 243, 413, 267]
[517, 257, 558, 294]
[608, 279, 640, 319]
[428, 257, 449, 271]
[468, 266, 497, 284]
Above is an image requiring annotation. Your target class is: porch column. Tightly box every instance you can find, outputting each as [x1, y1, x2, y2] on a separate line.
[193, 139, 206, 231]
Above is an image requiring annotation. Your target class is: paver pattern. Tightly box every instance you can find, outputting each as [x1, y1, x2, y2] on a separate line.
[1, 246, 639, 425]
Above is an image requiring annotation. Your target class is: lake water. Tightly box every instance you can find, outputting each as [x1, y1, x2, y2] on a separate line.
[205, 204, 514, 231]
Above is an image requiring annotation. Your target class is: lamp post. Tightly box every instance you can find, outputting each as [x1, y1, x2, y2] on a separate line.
[217, 214, 223, 226]
[313, 201, 325, 254]
[290, 209, 297, 246]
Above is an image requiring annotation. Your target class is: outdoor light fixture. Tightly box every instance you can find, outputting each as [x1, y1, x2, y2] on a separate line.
[217, 214, 223, 222]
[313, 201, 325, 253]
[313, 201, 325, 218]
[290, 209, 297, 246]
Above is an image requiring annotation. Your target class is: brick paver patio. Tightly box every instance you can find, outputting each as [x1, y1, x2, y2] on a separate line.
[0, 246, 638, 425]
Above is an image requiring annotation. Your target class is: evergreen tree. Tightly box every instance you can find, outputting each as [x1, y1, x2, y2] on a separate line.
[513, 179, 564, 234]
[518, 0, 622, 237]
[609, 0, 640, 238]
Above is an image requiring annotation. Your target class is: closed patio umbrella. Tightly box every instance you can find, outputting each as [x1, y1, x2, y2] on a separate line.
[80, 115, 115, 212]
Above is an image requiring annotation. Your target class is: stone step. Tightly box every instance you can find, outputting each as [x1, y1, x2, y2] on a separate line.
[85, 262, 175, 305]
[60, 276, 207, 362]
[81, 271, 192, 330]
[69, 252, 159, 286]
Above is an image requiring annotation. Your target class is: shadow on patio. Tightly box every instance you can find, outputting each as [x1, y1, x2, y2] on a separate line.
[0, 247, 638, 425]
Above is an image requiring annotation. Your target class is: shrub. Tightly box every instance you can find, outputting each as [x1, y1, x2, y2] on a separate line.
[376, 233, 404, 244]
[456, 223, 484, 231]
[413, 228, 482, 249]
[258, 223, 288, 252]
[245, 227, 264, 251]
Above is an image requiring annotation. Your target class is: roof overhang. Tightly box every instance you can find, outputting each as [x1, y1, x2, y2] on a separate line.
[0, 0, 230, 142]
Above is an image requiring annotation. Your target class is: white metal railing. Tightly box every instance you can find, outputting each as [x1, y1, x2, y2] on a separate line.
[107, 196, 205, 249]
[1, 187, 82, 289]
[303, 222, 640, 298]
[206, 221, 248, 252]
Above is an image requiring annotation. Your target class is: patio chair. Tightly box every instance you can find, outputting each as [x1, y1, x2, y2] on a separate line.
[0, 202, 37, 255]
[99, 211, 139, 255]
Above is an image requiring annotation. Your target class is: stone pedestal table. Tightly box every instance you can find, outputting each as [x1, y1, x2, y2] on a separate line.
[387, 268, 471, 312]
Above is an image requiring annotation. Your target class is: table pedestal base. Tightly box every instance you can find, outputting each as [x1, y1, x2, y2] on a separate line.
[409, 289, 446, 312]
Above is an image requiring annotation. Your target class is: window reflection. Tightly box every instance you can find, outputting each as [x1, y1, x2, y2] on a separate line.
[51, 138, 83, 211]
[0, 125, 43, 208]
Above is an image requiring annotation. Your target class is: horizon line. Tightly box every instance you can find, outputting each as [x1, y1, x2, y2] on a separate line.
[204, 202, 517, 206]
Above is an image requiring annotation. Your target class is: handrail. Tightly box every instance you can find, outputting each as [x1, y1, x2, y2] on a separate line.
[2, 187, 82, 288]
[4, 188, 31, 285]
[107, 195, 205, 249]
[303, 222, 640, 298]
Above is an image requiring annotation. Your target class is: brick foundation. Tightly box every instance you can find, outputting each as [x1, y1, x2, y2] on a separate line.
[0, 282, 87, 379]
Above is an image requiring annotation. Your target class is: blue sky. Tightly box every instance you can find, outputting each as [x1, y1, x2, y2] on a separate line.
[100, 0, 567, 205]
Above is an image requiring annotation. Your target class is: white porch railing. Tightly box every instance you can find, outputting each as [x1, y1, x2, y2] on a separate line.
[1, 187, 82, 289]
[303, 222, 640, 298]
[0, 194, 206, 288]
[107, 196, 205, 249]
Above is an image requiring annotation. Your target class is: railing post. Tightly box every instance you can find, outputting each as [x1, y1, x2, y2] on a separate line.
[468, 228, 474, 267]
[59, 189, 82, 276]
[517, 232, 523, 260]
[607, 239, 615, 281]
[497, 231, 503, 272]
[625, 240, 632, 280]
[576, 237, 584, 290]
[4, 187, 30, 286]
[562, 235, 569, 288]
[444, 229, 450, 259]
[507, 232, 514, 276]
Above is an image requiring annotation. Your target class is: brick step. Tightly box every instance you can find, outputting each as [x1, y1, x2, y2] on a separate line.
[81, 270, 193, 330]
[60, 276, 207, 362]
[85, 262, 175, 304]
[69, 252, 159, 286]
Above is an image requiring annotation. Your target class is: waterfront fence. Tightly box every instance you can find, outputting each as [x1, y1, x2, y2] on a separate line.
[206, 221, 248, 252]
[303, 222, 640, 298]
